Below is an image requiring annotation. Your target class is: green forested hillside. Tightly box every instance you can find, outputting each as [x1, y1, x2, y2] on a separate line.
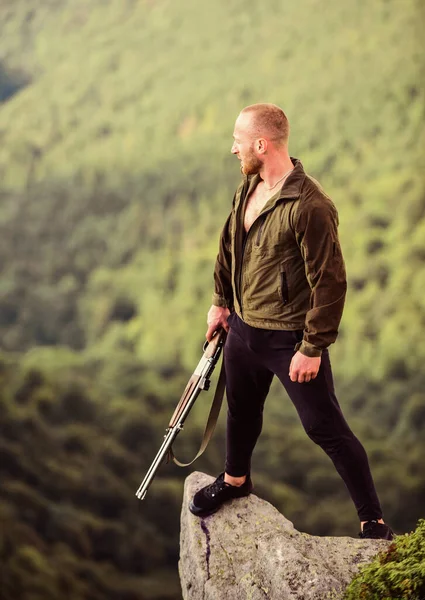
[0, 1, 424, 599]
[1, 0, 424, 376]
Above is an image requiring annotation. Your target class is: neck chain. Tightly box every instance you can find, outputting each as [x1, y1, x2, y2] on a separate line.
[262, 167, 293, 191]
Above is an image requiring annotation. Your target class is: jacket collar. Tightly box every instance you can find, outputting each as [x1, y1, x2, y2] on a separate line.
[241, 157, 305, 204]
[277, 157, 305, 199]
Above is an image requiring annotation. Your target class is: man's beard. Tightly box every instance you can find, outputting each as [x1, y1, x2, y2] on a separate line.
[240, 148, 262, 175]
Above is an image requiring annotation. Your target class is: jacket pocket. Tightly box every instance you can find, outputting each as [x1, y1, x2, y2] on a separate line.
[280, 271, 289, 305]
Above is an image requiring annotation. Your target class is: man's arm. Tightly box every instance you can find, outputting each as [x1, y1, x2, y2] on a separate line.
[294, 196, 347, 358]
[206, 211, 234, 341]
[211, 211, 234, 309]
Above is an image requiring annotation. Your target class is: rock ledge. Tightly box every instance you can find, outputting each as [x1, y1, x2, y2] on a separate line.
[179, 472, 391, 600]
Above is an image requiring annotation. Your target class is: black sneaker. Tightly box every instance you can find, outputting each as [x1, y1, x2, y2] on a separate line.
[189, 472, 253, 517]
[359, 520, 394, 540]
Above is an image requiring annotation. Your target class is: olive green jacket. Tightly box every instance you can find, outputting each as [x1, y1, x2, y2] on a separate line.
[212, 158, 347, 357]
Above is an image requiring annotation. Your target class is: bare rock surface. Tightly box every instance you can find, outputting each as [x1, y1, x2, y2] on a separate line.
[179, 472, 391, 600]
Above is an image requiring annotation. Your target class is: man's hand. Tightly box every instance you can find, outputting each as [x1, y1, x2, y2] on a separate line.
[289, 351, 321, 383]
[206, 305, 230, 342]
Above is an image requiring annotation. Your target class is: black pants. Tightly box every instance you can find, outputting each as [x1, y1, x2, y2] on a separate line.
[224, 312, 383, 522]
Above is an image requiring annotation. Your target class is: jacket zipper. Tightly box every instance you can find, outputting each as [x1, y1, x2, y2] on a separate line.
[238, 209, 273, 317]
[235, 178, 250, 318]
[238, 231, 249, 318]
[280, 272, 289, 305]
[255, 218, 265, 245]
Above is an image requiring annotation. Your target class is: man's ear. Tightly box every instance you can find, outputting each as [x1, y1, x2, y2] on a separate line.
[256, 138, 268, 154]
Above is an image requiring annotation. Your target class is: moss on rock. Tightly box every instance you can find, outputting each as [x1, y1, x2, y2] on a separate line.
[344, 519, 425, 600]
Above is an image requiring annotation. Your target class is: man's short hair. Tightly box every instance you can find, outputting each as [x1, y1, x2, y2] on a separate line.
[241, 103, 289, 146]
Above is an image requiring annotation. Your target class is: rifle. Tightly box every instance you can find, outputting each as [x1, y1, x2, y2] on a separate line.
[135, 329, 226, 500]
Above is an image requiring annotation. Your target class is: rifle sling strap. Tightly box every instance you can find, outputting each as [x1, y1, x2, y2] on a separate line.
[167, 359, 226, 467]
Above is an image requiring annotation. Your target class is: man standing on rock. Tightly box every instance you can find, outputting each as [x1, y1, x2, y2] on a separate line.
[189, 103, 393, 540]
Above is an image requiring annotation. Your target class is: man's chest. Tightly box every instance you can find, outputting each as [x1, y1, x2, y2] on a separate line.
[243, 185, 276, 233]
